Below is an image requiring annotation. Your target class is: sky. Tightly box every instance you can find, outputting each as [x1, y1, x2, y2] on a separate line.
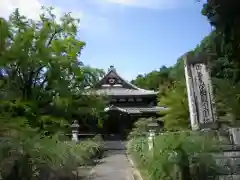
[0, 0, 212, 80]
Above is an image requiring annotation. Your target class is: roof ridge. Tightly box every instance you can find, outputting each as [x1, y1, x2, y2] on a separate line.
[95, 66, 157, 94]
[113, 70, 139, 90]
[109, 68, 157, 93]
[137, 87, 156, 92]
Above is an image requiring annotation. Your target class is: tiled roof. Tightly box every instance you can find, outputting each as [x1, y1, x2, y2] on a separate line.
[104, 106, 168, 114]
[94, 87, 157, 96]
[91, 66, 158, 96]
[94, 66, 141, 90]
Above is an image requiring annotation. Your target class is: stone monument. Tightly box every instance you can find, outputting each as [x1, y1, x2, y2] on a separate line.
[184, 52, 217, 130]
[184, 52, 240, 179]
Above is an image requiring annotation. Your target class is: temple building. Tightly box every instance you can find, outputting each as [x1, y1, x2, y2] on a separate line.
[87, 65, 166, 138]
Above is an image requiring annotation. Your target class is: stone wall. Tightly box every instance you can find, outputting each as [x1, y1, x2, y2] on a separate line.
[201, 129, 240, 179]
[214, 147, 240, 179]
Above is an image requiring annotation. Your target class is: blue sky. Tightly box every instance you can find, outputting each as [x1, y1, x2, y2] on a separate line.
[1, 0, 212, 80]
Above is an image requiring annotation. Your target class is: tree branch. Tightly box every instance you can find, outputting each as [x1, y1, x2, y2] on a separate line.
[33, 65, 45, 88]
[15, 63, 25, 85]
[47, 28, 63, 47]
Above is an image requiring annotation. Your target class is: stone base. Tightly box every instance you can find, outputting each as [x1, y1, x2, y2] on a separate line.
[199, 122, 219, 130]
[212, 145, 240, 179]
[216, 175, 240, 180]
[197, 128, 240, 179]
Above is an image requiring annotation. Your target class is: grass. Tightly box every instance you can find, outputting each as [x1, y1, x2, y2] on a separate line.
[128, 153, 150, 180]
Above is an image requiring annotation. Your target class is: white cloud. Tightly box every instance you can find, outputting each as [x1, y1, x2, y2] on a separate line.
[0, 0, 43, 20]
[0, 0, 85, 24]
[0, 0, 111, 35]
[0, 0, 71, 23]
[100, 0, 192, 9]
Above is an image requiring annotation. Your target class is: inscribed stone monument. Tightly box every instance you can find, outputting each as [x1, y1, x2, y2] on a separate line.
[184, 53, 217, 130]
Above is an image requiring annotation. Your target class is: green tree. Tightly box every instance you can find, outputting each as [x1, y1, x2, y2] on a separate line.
[0, 8, 106, 134]
[201, 0, 240, 82]
[192, 29, 240, 124]
[212, 78, 240, 125]
[168, 56, 185, 81]
[158, 81, 189, 131]
[131, 66, 173, 91]
[0, 7, 105, 180]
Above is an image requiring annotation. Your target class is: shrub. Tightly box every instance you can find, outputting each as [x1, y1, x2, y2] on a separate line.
[128, 131, 220, 180]
[0, 132, 103, 180]
[127, 118, 153, 140]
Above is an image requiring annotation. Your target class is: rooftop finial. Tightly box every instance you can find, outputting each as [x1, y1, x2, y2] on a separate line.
[108, 65, 116, 72]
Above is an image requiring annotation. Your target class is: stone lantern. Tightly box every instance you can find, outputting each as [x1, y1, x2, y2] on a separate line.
[147, 121, 159, 151]
[71, 120, 79, 142]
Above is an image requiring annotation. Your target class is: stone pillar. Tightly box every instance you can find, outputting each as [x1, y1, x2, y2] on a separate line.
[229, 128, 240, 145]
[148, 130, 155, 151]
[147, 122, 158, 152]
[184, 55, 199, 130]
[72, 130, 79, 142]
[184, 53, 217, 130]
[71, 120, 80, 142]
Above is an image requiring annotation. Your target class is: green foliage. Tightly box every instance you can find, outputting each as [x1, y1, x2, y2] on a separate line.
[168, 56, 185, 81]
[128, 3, 240, 180]
[1, 8, 82, 98]
[131, 28, 240, 127]
[0, 105, 104, 180]
[158, 81, 189, 131]
[0, 132, 103, 179]
[128, 131, 220, 180]
[127, 118, 153, 139]
[212, 78, 240, 124]
[131, 66, 174, 91]
[131, 55, 185, 93]
[0, 7, 105, 180]
[192, 29, 240, 124]
[201, 0, 240, 82]
[131, 53, 189, 131]
[0, 7, 106, 132]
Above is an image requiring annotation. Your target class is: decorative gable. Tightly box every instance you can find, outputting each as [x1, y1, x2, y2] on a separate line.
[94, 65, 137, 89]
[88, 65, 158, 96]
[105, 72, 123, 85]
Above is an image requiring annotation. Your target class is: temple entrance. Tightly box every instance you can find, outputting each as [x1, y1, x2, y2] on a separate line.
[105, 117, 121, 134]
[102, 111, 133, 140]
[103, 111, 122, 136]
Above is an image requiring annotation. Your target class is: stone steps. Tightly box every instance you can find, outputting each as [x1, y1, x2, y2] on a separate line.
[213, 145, 240, 179]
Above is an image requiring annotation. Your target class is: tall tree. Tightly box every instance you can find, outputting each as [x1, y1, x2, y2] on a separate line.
[131, 66, 173, 91]
[0, 7, 106, 180]
[0, 7, 106, 134]
[158, 81, 189, 131]
[201, 0, 240, 82]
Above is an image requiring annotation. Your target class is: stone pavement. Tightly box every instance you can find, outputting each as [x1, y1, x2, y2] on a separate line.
[86, 141, 134, 180]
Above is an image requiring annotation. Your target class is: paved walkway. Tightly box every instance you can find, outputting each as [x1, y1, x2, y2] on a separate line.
[86, 141, 134, 180]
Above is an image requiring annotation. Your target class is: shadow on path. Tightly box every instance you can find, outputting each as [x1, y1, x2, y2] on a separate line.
[85, 140, 134, 180]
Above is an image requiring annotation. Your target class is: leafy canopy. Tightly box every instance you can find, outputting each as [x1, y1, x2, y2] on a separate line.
[0, 7, 106, 180]
[158, 81, 189, 131]
[0, 7, 106, 134]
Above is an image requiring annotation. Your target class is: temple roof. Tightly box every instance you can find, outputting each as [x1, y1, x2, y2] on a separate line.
[91, 65, 157, 96]
[94, 87, 156, 96]
[104, 105, 168, 114]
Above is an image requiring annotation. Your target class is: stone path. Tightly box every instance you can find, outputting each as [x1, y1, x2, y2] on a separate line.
[86, 141, 134, 180]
